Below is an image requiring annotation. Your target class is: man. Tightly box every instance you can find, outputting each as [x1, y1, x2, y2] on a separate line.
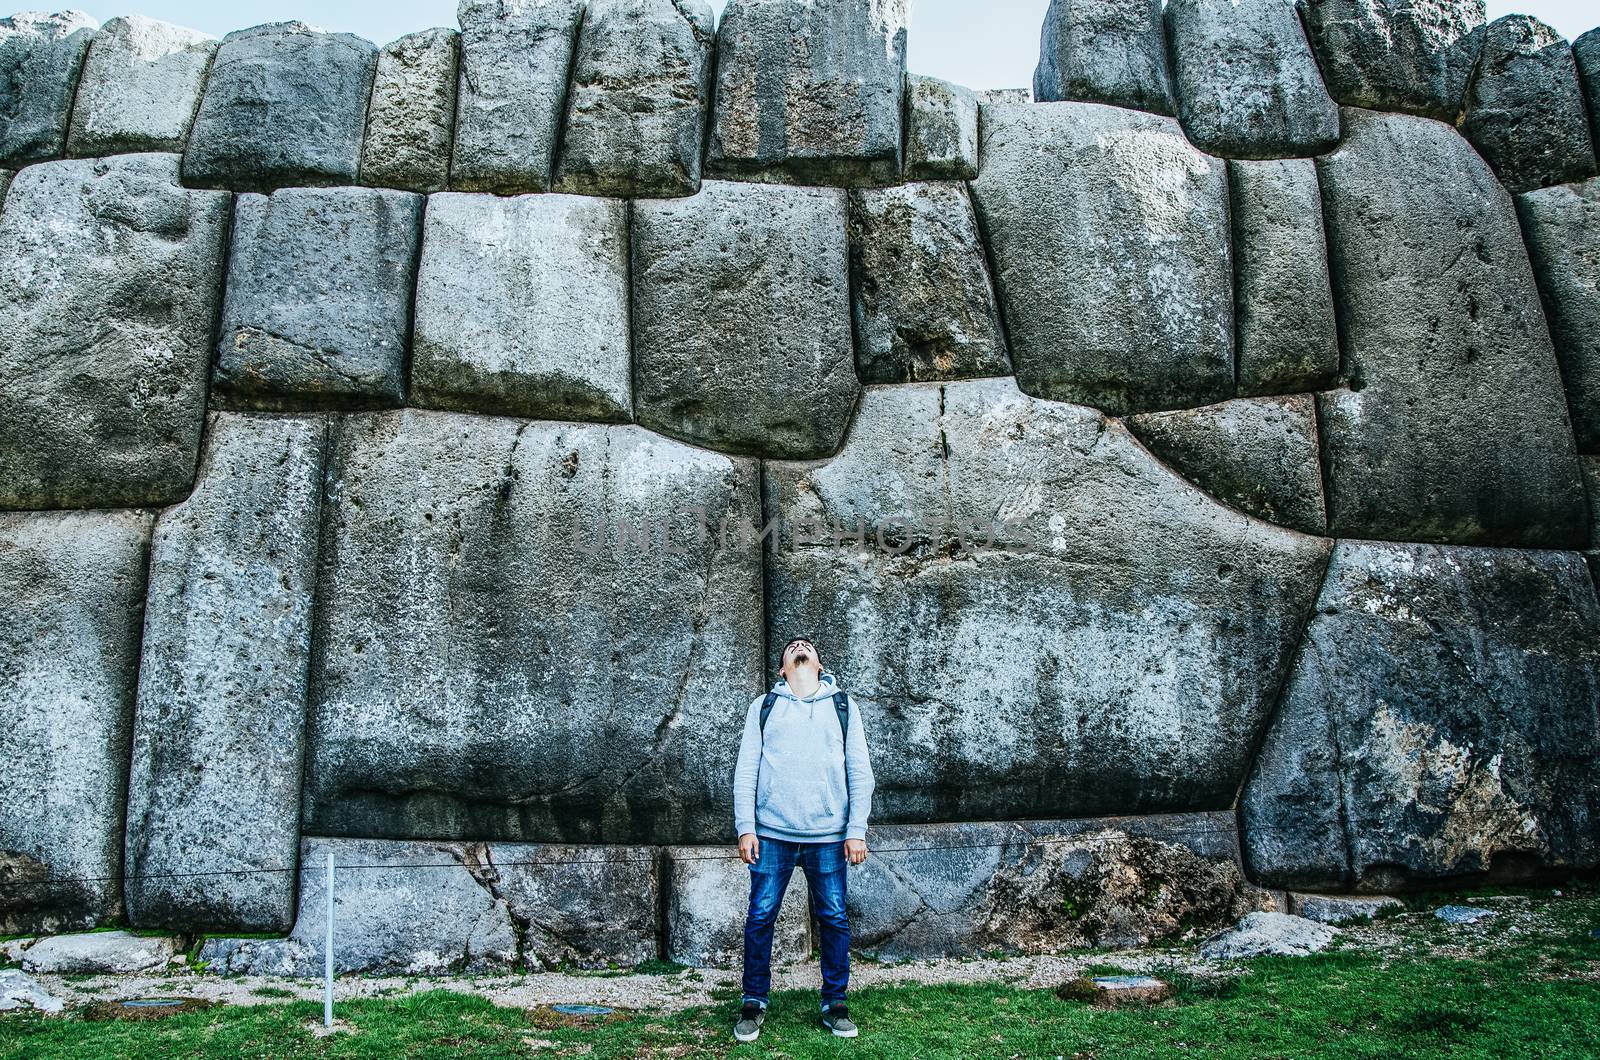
[731, 636, 874, 1042]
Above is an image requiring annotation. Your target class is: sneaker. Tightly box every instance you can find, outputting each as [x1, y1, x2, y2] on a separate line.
[821, 1003, 858, 1038]
[734, 1000, 765, 1042]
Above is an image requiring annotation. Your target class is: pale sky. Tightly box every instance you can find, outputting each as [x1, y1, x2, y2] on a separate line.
[69, 0, 1597, 92]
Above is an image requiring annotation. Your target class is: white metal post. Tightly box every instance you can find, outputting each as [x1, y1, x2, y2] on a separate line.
[324, 849, 335, 1028]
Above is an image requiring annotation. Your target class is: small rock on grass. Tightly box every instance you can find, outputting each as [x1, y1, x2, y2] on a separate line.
[1199, 911, 1338, 959]
[0, 969, 63, 1013]
[1058, 975, 1174, 1006]
[1434, 904, 1497, 924]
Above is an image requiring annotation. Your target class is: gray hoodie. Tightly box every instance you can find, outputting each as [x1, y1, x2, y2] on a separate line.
[732, 671, 875, 843]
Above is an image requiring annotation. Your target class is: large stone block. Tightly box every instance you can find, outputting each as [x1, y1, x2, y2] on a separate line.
[553, 0, 715, 198]
[1316, 108, 1588, 547]
[0, 11, 96, 166]
[764, 380, 1331, 824]
[707, 0, 909, 186]
[1165, 0, 1340, 158]
[1297, 0, 1485, 120]
[847, 182, 1009, 384]
[850, 814, 1264, 959]
[183, 23, 377, 192]
[0, 154, 230, 511]
[0, 510, 152, 935]
[252, 839, 659, 974]
[1241, 542, 1600, 891]
[451, 0, 584, 194]
[971, 103, 1233, 417]
[632, 181, 857, 459]
[1033, 0, 1175, 114]
[904, 74, 978, 181]
[124, 415, 328, 934]
[1127, 395, 1328, 536]
[1516, 177, 1600, 454]
[411, 192, 631, 422]
[360, 29, 458, 193]
[1229, 158, 1340, 396]
[1461, 16, 1597, 195]
[66, 16, 216, 157]
[664, 847, 810, 968]
[215, 186, 424, 411]
[1578, 30, 1600, 146]
[302, 410, 764, 845]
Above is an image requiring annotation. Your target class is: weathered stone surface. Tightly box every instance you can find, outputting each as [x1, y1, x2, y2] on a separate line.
[412, 192, 631, 422]
[632, 181, 856, 458]
[847, 182, 1010, 384]
[904, 74, 978, 180]
[1585, 458, 1600, 586]
[183, 23, 378, 192]
[195, 937, 318, 977]
[1229, 158, 1340, 396]
[848, 814, 1265, 959]
[1578, 30, 1600, 145]
[1289, 893, 1402, 924]
[0, 969, 63, 1014]
[1316, 108, 1587, 547]
[1034, 0, 1174, 113]
[451, 0, 584, 194]
[21, 931, 183, 975]
[1462, 16, 1597, 194]
[302, 410, 764, 844]
[1435, 903, 1494, 924]
[553, 0, 715, 198]
[1241, 542, 1600, 891]
[971, 103, 1233, 416]
[707, 0, 909, 186]
[0, 938, 32, 964]
[0, 154, 229, 510]
[0, 511, 151, 936]
[0, 168, 11, 203]
[1516, 177, 1600, 454]
[0, 11, 96, 166]
[1165, 0, 1340, 158]
[977, 88, 1032, 105]
[1127, 396, 1328, 536]
[215, 187, 424, 411]
[1297, 0, 1485, 120]
[1199, 912, 1336, 959]
[766, 380, 1331, 825]
[360, 29, 458, 193]
[66, 16, 216, 157]
[124, 415, 328, 934]
[664, 847, 810, 969]
[289, 839, 657, 973]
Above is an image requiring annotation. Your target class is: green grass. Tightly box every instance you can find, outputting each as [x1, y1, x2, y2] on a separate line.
[3, 945, 1598, 1059]
[3, 894, 1597, 1059]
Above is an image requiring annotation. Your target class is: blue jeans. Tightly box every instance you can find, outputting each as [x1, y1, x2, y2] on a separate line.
[741, 837, 850, 1010]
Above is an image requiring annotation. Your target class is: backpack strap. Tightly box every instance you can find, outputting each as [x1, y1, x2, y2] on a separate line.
[757, 690, 851, 739]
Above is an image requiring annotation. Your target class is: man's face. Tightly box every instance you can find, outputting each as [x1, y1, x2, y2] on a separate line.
[781, 639, 819, 676]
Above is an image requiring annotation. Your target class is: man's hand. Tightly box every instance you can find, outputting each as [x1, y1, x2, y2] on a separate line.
[844, 838, 868, 865]
[738, 833, 760, 865]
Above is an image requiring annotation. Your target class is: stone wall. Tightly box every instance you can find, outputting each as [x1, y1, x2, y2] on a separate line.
[1, 0, 1598, 965]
